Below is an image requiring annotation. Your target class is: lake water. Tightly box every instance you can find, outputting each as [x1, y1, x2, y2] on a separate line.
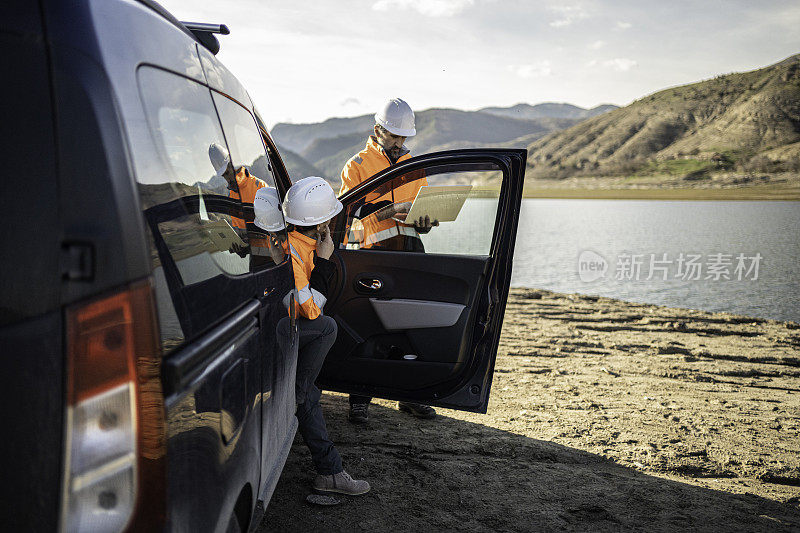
[504, 199, 800, 323]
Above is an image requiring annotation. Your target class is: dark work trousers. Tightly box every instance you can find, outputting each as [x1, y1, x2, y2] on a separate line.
[277, 315, 342, 476]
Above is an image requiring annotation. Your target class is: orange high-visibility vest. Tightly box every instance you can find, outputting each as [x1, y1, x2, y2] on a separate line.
[339, 136, 427, 248]
[283, 231, 326, 320]
[228, 167, 270, 255]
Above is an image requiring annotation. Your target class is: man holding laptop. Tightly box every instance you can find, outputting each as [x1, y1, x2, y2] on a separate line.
[339, 98, 437, 252]
[339, 98, 439, 422]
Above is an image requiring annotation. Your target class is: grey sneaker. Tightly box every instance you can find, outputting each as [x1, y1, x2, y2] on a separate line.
[398, 402, 436, 419]
[313, 470, 371, 495]
[348, 402, 369, 424]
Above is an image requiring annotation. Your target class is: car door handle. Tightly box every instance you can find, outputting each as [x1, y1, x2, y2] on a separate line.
[357, 278, 383, 291]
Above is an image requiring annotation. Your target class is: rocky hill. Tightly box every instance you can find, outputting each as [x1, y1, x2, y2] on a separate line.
[272, 115, 373, 155]
[480, 102, 618, 121]
[527, 54, 800, 180]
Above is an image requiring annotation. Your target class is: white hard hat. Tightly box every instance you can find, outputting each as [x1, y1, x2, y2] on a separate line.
[375, 98, 416, 137]
[283, 177, 343, 226]
[253, 186, 286, 232]
[208, 143, 230, 177]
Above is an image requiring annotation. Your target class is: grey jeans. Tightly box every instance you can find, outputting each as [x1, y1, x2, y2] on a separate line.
[277, 315, 342, 476]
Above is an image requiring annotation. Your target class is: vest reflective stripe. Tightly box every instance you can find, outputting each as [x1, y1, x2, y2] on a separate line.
[310, 288, 327, 309]
[296, 284, 313, 305]
[288, 244, 303, 263]
[282, 287, 327, 314]
[363, 225, 420, 246]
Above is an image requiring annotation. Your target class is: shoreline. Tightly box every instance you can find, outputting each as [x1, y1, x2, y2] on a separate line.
[509, 285, 800, 326]
[521, 172, 800, 200]
[261, 288, 800, 532]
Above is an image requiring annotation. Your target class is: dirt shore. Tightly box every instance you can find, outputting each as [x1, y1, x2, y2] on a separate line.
[522, 172, 800, 200]
[259, 288, 800, 532]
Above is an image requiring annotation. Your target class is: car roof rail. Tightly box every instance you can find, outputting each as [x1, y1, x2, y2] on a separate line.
[181, 21, 230, 55]
[135, 1, 230, 54]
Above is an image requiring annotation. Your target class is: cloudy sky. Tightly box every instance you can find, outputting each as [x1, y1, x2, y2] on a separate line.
[158, 0, 800, 127]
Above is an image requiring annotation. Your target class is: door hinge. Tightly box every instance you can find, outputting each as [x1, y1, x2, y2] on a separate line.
[61, 242, 95, 281]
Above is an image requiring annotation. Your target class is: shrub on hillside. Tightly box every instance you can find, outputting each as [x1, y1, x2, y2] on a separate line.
[779, 156, 800, 172]
[738, 155, 776, 174]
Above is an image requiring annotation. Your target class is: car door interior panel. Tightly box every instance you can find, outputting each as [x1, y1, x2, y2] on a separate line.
[320, 250, 485, 392]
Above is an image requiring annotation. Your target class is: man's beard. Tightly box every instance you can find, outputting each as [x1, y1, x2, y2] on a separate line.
[386, 145, 402, 159]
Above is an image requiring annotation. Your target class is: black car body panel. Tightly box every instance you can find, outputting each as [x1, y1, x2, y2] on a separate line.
[0, 0, 523, 530]
[0, 3, 65, 530]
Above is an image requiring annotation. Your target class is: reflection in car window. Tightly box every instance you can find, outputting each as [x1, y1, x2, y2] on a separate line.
[337, 164, 502, 256]
[137, 66, 253, 353]
[212, 93, 283, 267]
[212, 94, 277, 187]
[157, 214, 249, 281]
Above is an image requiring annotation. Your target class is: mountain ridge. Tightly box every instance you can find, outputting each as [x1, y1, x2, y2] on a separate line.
[479, 102, 619, 121]
[271, 52, 800, 190]
[526, 54, 800, 180]
[271, 103, 604, 180]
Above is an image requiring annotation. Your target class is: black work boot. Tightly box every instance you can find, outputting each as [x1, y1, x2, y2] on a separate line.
[348, 402, 369, 424]
[398, 402, 436, 419]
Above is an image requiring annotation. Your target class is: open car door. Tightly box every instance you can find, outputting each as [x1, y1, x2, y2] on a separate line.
[318, 149, 526, 413]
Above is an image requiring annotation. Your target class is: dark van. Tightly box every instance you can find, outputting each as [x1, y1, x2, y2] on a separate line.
[1, 0, 525, 531]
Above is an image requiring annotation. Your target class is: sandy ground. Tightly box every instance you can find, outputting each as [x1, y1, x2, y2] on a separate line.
[258, 288, 800, 532]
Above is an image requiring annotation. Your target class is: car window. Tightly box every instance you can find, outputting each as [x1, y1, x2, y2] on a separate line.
[136, 66, 254, 353]
[337, 162, 502, 256]
[212, 92, 284, 266]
